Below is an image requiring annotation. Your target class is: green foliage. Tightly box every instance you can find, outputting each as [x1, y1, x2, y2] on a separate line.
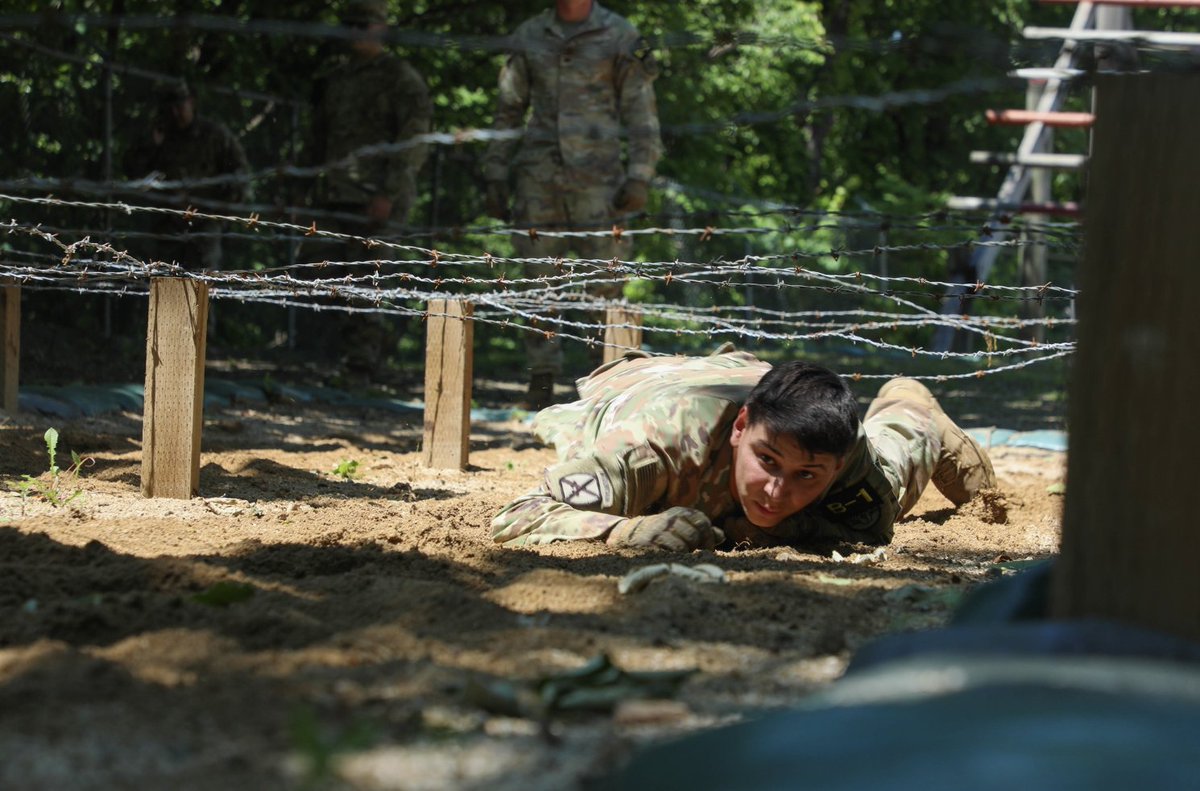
[330, 459, 360, 480]
[190, 580, 256, 607]
[9, 428, 93, 508]
[9, 0, 1186, 365]
[288, 704, 376, 788]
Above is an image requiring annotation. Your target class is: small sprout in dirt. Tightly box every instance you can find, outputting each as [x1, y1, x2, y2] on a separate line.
[1046, 482, 1066, 496]
[289, 704, 376, 787]
[331, 459, 361, 480]
[506, 461, 515, 471]
[191, 581, 256, 607]
[10, 427, 94, 509]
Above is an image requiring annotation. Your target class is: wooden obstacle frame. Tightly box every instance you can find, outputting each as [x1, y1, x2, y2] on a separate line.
[2, 279, 646, 485]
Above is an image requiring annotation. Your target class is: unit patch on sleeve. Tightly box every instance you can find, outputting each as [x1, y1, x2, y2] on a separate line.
[820, 480, 885, 523]
[546, 455, 618, 512]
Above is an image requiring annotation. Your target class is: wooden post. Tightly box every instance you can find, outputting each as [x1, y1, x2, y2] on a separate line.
[603, 305, 643, 364]
[142, 278, 208, 499]
[1, 282, 18, 414]
[1052, 74, 1200, 641]
[422, 299, 473, 470]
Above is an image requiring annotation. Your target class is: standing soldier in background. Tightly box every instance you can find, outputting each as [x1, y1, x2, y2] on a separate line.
[483, 0, 663, 410]
[124, 79, 250, 271]
[307, 0, 433, 379]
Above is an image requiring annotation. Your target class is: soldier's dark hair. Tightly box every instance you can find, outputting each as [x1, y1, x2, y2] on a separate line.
[743, 362, 859, 457]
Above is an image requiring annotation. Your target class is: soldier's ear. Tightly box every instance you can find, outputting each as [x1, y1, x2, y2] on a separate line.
[730, 406, 750, 447]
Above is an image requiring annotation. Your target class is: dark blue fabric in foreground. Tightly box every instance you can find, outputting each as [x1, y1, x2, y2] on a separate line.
[600, 564, 1200, 791]
[601, 682, 1200, 791]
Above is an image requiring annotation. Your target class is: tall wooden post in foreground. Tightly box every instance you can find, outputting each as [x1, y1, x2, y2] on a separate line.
[142, 278, 208, 499]
[603, 305, 643, 364]
[1052, 74, 1200, 641]
[0, 283, 18, 414]
[422, 299, 473, 470]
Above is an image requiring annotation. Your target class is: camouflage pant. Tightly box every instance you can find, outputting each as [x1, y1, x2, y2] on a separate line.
[147, 218, 223, 271]
[863, 392, 941, 516]
[295, 206, 398, 369]
[513, 171, 632, 376]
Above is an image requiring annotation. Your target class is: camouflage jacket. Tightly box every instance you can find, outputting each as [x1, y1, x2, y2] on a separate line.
[312, 52, 432, 211]
[482, 3, 662, 187]
[125, 116, 250, 205]
[491, 352, 901, 549]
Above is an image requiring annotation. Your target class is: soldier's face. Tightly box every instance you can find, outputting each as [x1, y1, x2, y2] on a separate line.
[349, 21, 386, 56]
[168, 98, 194, 129]
[729, 407, 844, 529]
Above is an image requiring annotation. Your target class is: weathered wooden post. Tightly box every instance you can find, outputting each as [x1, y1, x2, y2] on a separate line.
[422, 299, 473, 470]
[603, 305, 643, 364]
[141, 277, 209, 498]
[1052, 74, 1200, 641]
[1, 282, 18, 415]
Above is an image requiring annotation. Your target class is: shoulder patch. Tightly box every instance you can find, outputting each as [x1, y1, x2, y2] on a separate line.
[819, 479, 885, 526]
[629, 36, 659, 77]
[558, 471, 611, 508]
[546, 455, 619, 512]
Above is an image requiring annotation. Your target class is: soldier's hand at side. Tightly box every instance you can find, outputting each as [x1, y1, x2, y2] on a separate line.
[613, 178, 649, 213]
[608, 507, 719, 552]
[484, 180, 510, 221]
[366, 195, 393, 223]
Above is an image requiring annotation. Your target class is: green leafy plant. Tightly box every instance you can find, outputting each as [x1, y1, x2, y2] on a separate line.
[289, 705, 376, 788]
[330, 459, 361, 480]
[191, 581, 256, 607]
[10, 428, 93, 508]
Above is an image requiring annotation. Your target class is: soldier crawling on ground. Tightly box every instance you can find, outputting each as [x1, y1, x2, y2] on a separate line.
[492, 350, 996, 552]
[483, 0, 663, 410]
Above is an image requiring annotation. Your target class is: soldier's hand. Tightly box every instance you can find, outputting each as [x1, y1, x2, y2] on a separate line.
[608, 507, 720, 552]
[613, 178, 649, 213]
[366, 195, 393, 223]
[484, 180, 510, 221]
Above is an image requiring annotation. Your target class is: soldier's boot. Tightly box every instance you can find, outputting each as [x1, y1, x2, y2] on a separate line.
[521, 371, 556, 412]
[868, 378, 996, 505]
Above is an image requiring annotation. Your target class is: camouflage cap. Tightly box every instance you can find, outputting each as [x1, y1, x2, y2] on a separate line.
[154, 79, 191, 104]
[341, 0, 388, 24]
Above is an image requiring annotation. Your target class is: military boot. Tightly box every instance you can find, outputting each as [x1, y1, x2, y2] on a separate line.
[868, 378, 996, 505]
[522, 371, 556, 412]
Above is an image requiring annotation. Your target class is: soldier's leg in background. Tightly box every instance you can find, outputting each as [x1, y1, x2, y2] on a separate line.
[568, 183, 630, 367]
[514, 174, 569, 407]
[866, 378, 996, 507]
[294, 209, 362, 366]
[862, 396, 940, 517]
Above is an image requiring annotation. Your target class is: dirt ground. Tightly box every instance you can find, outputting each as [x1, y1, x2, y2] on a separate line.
[0, 389, 1066, 790]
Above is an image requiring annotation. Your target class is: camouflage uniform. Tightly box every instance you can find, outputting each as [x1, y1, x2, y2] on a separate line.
[124, 104, 250, 270]
[482, 3, 663, 376]
[311, 52, 432, 229]
[305, 16, 432, 371]
[491, 351, 942, 549]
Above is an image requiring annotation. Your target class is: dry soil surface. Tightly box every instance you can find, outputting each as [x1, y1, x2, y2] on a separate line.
[0, 400, 1066, 790]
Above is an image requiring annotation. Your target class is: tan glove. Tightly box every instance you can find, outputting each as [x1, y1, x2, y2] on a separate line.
[484, 180, 510, 221]
[608, 507, 722, 552]
[612, 178, 649, 213]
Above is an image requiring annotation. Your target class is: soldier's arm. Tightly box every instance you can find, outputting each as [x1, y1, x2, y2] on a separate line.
[218, 126, 252, 203]
[384, 62, 433, 209]
[491, 444, 670, 546]
[482, 51, 531, 183]
[614, 33, 663, 183]
[491, 484, 628, 546]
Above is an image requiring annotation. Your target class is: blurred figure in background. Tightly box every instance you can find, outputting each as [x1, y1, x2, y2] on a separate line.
[483, 0, 662, 409]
